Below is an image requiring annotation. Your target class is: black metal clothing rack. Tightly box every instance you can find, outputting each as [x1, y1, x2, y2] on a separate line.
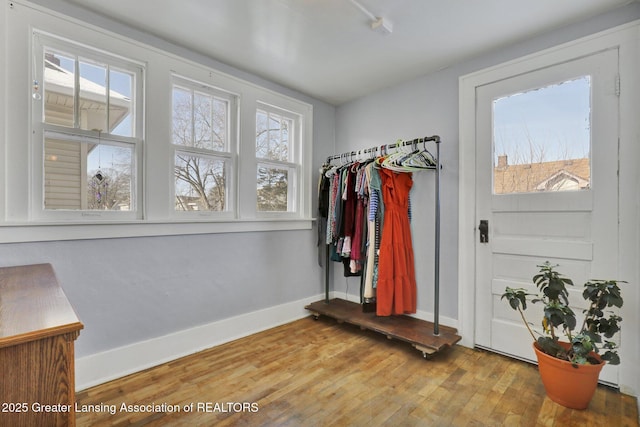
[321, 135, 442, 335]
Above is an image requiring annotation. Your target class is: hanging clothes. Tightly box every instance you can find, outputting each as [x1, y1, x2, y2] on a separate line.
[376, 168, 417, 316]
[317, 164, 332, 267]
[318, 136, 441, 334]
[363, 162, 381, 299]
[320, 138, 435, 311]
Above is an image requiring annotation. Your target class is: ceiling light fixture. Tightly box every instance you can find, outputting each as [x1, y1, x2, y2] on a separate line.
[348, 0, 393, 34]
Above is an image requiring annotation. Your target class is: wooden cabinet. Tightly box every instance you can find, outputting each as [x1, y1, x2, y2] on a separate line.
[0, 264, 83, 427]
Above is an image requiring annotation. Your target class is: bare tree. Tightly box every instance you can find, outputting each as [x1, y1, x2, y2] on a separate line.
[86, 145, 132, 210]
[172, 89, 227, 211]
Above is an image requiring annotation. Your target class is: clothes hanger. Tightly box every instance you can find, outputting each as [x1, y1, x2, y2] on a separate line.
[393, 138, 436, 171]
[382, 140, 412, 172]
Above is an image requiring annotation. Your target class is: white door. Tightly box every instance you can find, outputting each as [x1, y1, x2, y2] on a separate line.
[474, 49, 620, 385]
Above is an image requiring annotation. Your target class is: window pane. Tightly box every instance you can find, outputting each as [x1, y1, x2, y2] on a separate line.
[256, 110, 269, 158]
[173, 86, 229, 152]
[256, 110, 292, 162]
[79, 59, 107, 132]
[44, 135, 133, 211]
[172, 86, 193, 146]
[212, 98, 228, 152]
[109, 68, 134, 137]
[44, 50, 75, 127]
[193, 91, 212, 149]
[175, 153, 226, 211]
[257, 165, 290, 212]
[44, 49, 137, 138]
[493, 76, 591, 194]
[269, 114, 281, 160]
[87, 144, 133, 210]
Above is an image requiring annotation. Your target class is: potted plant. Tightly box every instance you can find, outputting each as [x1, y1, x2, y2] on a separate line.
[502, 261, 624, 409]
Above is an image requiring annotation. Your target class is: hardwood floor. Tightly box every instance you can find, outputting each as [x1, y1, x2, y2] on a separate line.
[76, 317, 639, 426]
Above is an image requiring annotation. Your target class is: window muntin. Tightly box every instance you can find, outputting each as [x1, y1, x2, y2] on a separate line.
[43, 49, 136, 136]
[36, 36, 142, 217]
[492, 76, 591, 195]
[172, 78, 235, 213]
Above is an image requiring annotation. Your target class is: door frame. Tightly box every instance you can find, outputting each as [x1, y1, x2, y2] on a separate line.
[458, 21, 640, 396]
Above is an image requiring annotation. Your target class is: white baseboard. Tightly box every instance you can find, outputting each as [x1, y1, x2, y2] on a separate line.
[76, 292, 460, 391]
[338, 291, 459, 330]
[412, 308, 459, 331]
[76, 294, 325, 391]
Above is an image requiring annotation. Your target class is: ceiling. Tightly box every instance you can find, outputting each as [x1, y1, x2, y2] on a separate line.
[61, 0, 635, 105]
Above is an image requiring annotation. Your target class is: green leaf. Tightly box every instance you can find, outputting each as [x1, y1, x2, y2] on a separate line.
[601, 351, 620, 365]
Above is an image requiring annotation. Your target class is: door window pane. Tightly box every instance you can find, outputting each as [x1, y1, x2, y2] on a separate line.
[493, 76, 591, 194]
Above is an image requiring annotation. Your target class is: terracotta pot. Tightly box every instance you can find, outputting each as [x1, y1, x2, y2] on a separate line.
[533, 341, 604, 409]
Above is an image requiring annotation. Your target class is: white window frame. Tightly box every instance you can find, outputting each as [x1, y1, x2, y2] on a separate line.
[170, 75, 237, 220]
[254, 103, 301, 217]
[31, 32, 144, 221]
[1, 0, 313, 243]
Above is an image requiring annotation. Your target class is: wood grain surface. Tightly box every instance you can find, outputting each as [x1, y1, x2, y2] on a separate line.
[76, 316, 638, 426]
[0, 263, 83, 427]
[0, 264, 83, 348]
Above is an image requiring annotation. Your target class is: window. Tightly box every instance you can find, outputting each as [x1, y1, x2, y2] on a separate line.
[6, 5, 313, 239]
[33, 34, 143, 219]
[171, 77, 236, 214]
[255, 106, 300, 213]
[492, 76, 591, 195]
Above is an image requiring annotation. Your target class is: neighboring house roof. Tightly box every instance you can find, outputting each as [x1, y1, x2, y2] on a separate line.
[493, 156, 590, 194]
[175, 195, 203, 211]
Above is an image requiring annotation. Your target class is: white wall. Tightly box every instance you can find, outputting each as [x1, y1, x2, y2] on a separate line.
[334, 72, 459, 323]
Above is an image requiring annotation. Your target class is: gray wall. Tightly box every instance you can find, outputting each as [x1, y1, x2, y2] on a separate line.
[0, 231, 324, 357]
[333, 3, 640, 321]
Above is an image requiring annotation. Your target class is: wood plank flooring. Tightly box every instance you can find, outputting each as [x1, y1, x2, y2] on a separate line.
[76, 317, 639, 426]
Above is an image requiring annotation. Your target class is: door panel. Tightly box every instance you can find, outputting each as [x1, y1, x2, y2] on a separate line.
[474, 48, 619, 385]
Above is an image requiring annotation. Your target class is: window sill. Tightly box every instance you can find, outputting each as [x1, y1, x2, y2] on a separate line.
[0, 218, 314, 243]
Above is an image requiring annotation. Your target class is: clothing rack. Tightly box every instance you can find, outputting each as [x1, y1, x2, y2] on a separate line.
[307, 135, 459, 359]
[325, 135, 440, 166]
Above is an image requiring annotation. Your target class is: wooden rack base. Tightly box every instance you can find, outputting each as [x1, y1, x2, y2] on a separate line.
[305, 298, 461, 359]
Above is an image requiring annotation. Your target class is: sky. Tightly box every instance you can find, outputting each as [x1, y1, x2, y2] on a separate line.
[492, 76, 591, 165]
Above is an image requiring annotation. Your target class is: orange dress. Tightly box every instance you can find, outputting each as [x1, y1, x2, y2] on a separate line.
[376, 168, 417, 316]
